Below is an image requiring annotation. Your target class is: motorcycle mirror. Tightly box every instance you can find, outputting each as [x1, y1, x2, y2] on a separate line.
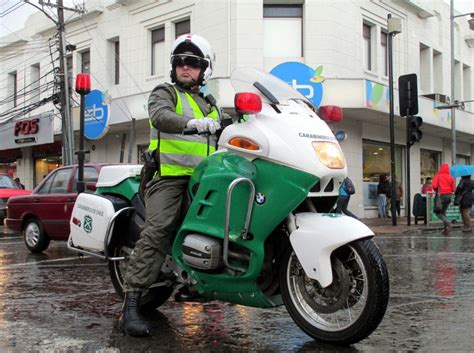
[234, 92, 262, 115]
[319, 105, 343, 122]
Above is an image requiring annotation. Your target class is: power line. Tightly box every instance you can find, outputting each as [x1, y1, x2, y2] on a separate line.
[0, 1, 24, 17]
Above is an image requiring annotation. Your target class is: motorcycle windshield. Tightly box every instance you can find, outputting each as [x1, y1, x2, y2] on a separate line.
[230, 68, 311, 107]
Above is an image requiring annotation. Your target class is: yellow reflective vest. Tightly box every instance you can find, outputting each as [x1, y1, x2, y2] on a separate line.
[148, 86, 219, 176]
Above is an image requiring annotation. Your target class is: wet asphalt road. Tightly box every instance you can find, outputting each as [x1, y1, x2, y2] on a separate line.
[1, 226, 474, 351]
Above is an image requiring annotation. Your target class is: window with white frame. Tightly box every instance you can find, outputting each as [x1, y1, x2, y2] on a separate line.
[30, 64, 40, 103]
[463, 64, 472, 112]
[381, 30, 388, 76]
[363, 23, 373, 71]
[114, 40, 120, 84]
[433, 49, 443, 94]
[175, 19, 190, 39]
[81, 50, 90, 74]
[8, 71, 17, 108]
[151, 27, 165, 76]
[263, 5, 302, 57]
[419, 43, 430, 93]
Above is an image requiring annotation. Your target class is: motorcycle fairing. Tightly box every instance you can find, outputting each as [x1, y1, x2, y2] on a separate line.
[173, 152, 319, 308]
[290, 212, 374, 287]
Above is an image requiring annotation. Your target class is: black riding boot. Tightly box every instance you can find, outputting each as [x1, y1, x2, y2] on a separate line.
[119, 292, 151, 337]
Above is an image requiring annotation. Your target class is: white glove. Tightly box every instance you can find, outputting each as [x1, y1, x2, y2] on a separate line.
[186, 118, 221, 134]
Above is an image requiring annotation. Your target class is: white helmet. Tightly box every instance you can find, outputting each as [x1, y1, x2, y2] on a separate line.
[170, 34, 215, 86]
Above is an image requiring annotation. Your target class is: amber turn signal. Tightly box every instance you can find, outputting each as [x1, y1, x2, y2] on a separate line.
[228, 137, 260, 151]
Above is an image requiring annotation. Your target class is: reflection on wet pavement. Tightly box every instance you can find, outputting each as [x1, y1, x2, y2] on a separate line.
[1, 228, 474, 351]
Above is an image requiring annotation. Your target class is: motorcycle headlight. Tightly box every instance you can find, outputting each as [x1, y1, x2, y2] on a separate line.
[312, 141, 346, 169]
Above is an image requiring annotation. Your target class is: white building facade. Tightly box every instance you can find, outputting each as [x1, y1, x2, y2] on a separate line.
[0, 0, 473, 218]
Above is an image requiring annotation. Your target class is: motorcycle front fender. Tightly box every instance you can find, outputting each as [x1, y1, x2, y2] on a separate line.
[289, 213, 374, 288]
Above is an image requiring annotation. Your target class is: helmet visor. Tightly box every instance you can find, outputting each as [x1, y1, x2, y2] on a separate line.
[171, 54, 209, 70]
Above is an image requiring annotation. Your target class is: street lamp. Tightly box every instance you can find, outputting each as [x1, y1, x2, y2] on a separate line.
[448, 0, 474, 166]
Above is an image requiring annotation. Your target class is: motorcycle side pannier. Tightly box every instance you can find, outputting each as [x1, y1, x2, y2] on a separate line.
[69, 193, 117, 253]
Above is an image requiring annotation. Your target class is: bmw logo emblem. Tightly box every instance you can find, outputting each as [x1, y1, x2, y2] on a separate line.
[255, 192, 266, 205]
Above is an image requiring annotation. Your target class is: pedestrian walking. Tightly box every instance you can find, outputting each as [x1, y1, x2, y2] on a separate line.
[432, 163, 456, 235]
[393, 177, 403, 217]
[335, 176, 358, 219]
[454, 175, 474, 232]
[377, 174, 391, 218]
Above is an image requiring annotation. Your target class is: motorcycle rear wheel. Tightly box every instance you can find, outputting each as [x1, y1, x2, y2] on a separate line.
[280, 238, 389, 345]
[108, 243, 174, 310]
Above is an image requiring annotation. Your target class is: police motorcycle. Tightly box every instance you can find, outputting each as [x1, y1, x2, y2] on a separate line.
[68, 68, 389, 345]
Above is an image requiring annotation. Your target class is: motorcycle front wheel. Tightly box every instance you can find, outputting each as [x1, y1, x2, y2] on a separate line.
[280, 238, 389, 345]
[108, 243, 175, 310]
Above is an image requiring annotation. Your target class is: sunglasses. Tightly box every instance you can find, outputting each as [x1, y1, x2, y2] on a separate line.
[171, 54, 208, 69]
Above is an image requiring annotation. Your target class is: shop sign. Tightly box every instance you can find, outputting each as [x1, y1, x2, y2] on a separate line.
[270, 62, 325, 107]
[0, 113, 53, 150]
[84, 90, 110, 140]
[32, 141, 62, 158]
[0, 148, 22, 163]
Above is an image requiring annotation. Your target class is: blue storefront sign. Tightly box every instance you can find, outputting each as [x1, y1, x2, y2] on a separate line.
[270, 62, 325, 107]
[84, 90, 110, 140]
[335, 130, 347, 142]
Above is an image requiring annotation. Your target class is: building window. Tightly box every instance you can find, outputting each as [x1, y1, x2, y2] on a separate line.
[137, 144, 149, 163]
[433, 49, 443, 94]
[263, 5, 303, 57]
[151, 27, 165, 76]
[31, 64, 40, 103]
[456, 155, 470, 166]
[363, 23, 372, 71]
[114, 41, 120, 84]
[420, 149, 440, 184]
[419, 43, 430, 93]
[363, 140, 403, 207]
[8, 71, 18, 108]
[175, 19, 190, 38]
[381, 31, 388, 76]
[81, 50, 90, 74]
[463, 64, 471, 112]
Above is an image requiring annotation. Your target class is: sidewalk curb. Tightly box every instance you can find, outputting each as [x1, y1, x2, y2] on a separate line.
[371, 224, 463, 236]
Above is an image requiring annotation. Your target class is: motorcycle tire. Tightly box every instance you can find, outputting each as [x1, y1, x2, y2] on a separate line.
[280, 238, 389, 345]
[108, 243, 174, 311]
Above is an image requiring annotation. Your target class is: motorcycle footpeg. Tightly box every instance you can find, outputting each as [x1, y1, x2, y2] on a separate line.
[174, 287, 206, 303]
[158, 271, 177, 281]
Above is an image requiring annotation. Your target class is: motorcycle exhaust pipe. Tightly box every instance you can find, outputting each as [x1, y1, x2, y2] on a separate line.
[227, 249, 250, 263]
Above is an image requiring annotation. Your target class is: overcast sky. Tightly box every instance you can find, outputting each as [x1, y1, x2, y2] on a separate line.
[1, 0, 474, 39]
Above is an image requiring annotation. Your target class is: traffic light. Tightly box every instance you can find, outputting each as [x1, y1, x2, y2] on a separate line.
[408, 116, 423, 146]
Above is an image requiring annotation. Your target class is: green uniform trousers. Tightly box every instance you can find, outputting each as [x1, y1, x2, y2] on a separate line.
[123, 176, 189, 292]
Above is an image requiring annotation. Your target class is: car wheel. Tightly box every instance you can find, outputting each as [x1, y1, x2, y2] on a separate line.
[23, 219, 50, 253]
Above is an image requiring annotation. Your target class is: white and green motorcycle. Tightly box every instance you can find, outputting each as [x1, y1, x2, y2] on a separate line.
[68, 68, 389, 345]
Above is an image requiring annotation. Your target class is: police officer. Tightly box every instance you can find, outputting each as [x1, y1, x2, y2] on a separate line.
[119, 34, 221, 337]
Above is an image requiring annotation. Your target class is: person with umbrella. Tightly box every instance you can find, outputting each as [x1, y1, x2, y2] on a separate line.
[432, 163, 455, 235]
[453, 174, 474, 233]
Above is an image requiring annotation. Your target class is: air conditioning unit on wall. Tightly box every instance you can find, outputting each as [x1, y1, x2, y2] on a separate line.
[421, 93, 450, 104]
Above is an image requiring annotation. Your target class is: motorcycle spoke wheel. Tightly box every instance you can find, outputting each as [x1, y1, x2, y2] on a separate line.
[288, 246, 367, 331]
[280, 238, 389, 345]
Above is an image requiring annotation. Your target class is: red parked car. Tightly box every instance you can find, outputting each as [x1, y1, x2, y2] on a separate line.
[6, 164, 108, 253]
[0, 174, 32, 222]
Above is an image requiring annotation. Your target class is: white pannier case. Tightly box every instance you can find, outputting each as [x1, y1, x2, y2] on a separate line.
[69, 193, 116, 252]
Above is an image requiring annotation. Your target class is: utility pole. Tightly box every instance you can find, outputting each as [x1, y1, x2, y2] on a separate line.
[57, 0, 74, 165]
[28, 0, 84, 165]
[387, 14, 402, 226]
